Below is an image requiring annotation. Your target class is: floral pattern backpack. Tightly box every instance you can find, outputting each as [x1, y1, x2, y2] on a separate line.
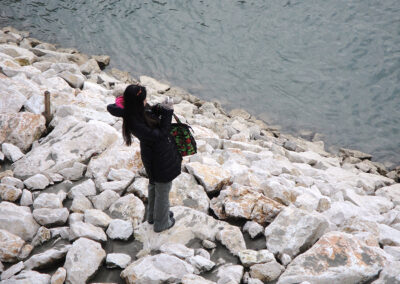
[170, 114, 197, 157]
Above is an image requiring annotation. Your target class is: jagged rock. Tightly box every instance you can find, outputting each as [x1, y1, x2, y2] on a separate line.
[277, 231, 391, 284]
[159, 243, 194, 259]
[100, 179, 130, 194]
[0, 170, 13, 180]
[24, 244, 71, 270]
[68, 212, 84, 224]
[0, 202, 39, 241]
[4, 270, 51, 284]
[0, 184, 22, 202]
[59, 162, 87, 181]
[89, 189, 120, 211]
[211, 185, 284, 225]
[134, 206, 246, 257]
[214, 264, 244, 284]
[0, 90, 25, 114]
[376, 184, 400, 206]
[0, 44, 36, 64]
[186, 162, 232, 193]
[33, 208, 69, 226]
[107, 168, 135, 181]
[120, 253, 194, 284]
[59, 70, 85, 88]
[64, 237, 106, 284]
[106, 219, 133, 240]
[106, 253, 132, 269]
[343, 188, 393, 214]
[24, 174, 50, 190]
[187, 255, 215, 273]
[51, 267, 66, 284]
[33, 193, 63, 209]
[18, 244, 33, 260]
[378, 224, 400, 246]
[79, 58, 101, 75]
[70, 194, 93, 213]
[339, 217, 380, 247]
[202, 240, 216, 250]
[238, 249, 275, 267]
[371, 261, 400, 284]
[1, 261, 24, 280]
[13, 117, 119, 178]
[243, 221, 264, 239]
[322, 201, 374, 226]
[339, 148, 372, 160]
[50, 227, 70, 241]
[31, 226, 51, 247]
[140, 75, 170, 94]
[264, 206, 329, 260]
[69, 221, 107, 242]
[1, 142, 24, 162]
[109, 194, 145, 227]
[0, 229, 25, 262]
[68, 179, 96, 199]
[384, 246, 400, 260]
[250, 262, 285, 282]
[181, 274, 216, 284]
[127, 177, 148, 201]
[1, 176, 24, 189]
[0, 261, 4, 273]
[195, 248, 210, 260]
[84, 209, 112, 228]
[0, 113, 46, 153]
[92, 55, 110, 69]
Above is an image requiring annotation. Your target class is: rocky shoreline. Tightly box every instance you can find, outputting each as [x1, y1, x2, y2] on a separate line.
[0, 26, 400, 284]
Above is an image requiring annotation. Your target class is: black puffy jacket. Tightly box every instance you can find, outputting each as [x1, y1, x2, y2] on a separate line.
[107, 103, 182, 183]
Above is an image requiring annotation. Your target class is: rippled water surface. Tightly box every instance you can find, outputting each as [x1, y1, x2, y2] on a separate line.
[1, 0, 400, 165]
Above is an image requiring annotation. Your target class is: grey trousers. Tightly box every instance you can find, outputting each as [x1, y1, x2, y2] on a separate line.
[147, 181, 173, 231]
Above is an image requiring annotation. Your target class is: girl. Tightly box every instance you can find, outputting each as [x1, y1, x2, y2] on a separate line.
[107, 84, 182, 232]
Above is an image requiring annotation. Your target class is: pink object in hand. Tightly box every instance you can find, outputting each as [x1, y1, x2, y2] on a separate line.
[115, 96, 124, 108]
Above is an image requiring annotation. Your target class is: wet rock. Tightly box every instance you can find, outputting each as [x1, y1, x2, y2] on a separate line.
[243, 221, 264, 239]
[0, 113, 46, 153]
[376, 184, 400, 206]
[31, 226, 51, 247]
[0, 202, 39, 241]
[0, 229, 25, 262]
[24, 174, 50, 190]
[1, 261, 24, 280]
[0, 184, 22, 202]
[51, 267, 66, 284]
[24, 244, 71, 270]
[214, 264, 244, 284]
[187, 255, 215, 273]
[120, 253, 194, 284]
[211, 185, 284, 225]
[69, 221, 107, 242]
[250, 262, 285, 282]
[378, 223, 400, 246]
[1, 142, 24, 162]
[64, 237, 106, 284]
[264, 206, 329, 260]
[84, 209, 112, 228]
[134, 206, 246, 257]
[238, 249, 275, 267]
[33, 208, 69, 226]
[106, 253, 131, 269]
[186, 162, 232, 193]
[159, 243, 194, 259]
[170, 172, 210, 213]
[126, 177, 148, 201]
[277, 231, 391, 284]
[68, 179, 96, 199]
[59, 162, 87, 181]
[13, 118, 119, 178]
[4, 270, 51, 283]
[90, 189, 120, 211]
[70, 194, 93, 213]
[106, 219, 133, 240]
[92, 55, 110, 69]
[33, 193, 63, 209]
[109, 194, 145, 227]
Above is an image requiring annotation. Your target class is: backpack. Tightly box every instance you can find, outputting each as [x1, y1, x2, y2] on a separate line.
[170, 114, 197, 157]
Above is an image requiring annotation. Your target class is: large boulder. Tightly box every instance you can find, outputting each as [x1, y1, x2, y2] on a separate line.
[0, 113, 46, 152]
[0, 229, 25, 262]
[0, 44, 36, 64]
[64, 237, 106, 284]
[33, 208, 69, 226]
[277, 231, 391, 284]
[0, 202, 39, 241]
[264, 206, 329, 260]
[134, 206, 246, 257]
[211, 185, 284, 225]
[185, 162, 232, 193]
[12, 117, 118, 178]
[120, 253, 194, 284]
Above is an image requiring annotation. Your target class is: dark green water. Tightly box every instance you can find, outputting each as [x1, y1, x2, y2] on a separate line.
[1, 0, 399, 166]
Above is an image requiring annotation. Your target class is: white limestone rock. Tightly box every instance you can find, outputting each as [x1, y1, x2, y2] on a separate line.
[243, 221, 264, 239]
[120, 253, 194, 284]
[70, 194, 93, 213]
[1, 176, 24, 189]
[181, 274, 216, 284]
[0, 44, 36, 64]
[371, 261, 400, 284]
[106, 219, 133, 240]
[68, 212, 84, 224]
[376, 184, 400, 206]
[0, 184, 22, 202]
[2, 143, 24, 162]
[140, 75, 170, 94]
[106, 253, 132, 269]
[264, 206, 329, 260]
[343, 188, 394, 214]
[322, 201, 374, 226]
[0, 229, 25, 263]
[33, 208, 69, 226]
[0, 86, 26, 114]
[24, 174, 50, 190]
[159, 243, 195, 259]
[187, 255, 215, 273]
[24, 244, 71, 270]
[4, 270, 51, 284]
[50, 227, 70, 241]
[0, 202, 40, 241]
[1, 261, 24, 280]
[107, 168, 135, 181]
[69, 221, 107, 242]
[109, 194, 145, 227]
[80, 58, 101, 75]
[100, 179, 130, 194]
[250, 261, 285, 282]
[90, 189, 120, 211]
[84, 209, 112, 228]
[59, 162, 87, 181]
[51, 267, 66, 284]
[33, 193, 63, 209]
[238, 249, 275, 267]
[68, 179, 96, 199]
[378, 223, 400, 246]
[384, 246, 400, 261]
[214, 264, 244, 284]
[64, 237, 106, 284]
[59, 70, 85, 88]
[127, 177, 148, 201]
[31, 226, 51, 247]
[186, 162, 232, 193]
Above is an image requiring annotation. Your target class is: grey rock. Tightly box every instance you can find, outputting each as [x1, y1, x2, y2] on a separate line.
[33, 208, 69, 226]
[243, 221, 264, 239]
[187, 255, 215, 273]
[159, 243, 194, 259]
[92, 55, 110, 69]
[238, 249, 275, 267]
[250, 262, 285, 282]
[107, 168, 135, 182]
[33, 193, 63, 209]
[109, 194, 145, 227]
[90, 189, 120, 211]
[50, 227, 70, 241]
[68, 179, 96, 199]
[59, 162, 87, 181]
[70, 221, 107, 242]
[3, 270, 51, 284]
[106, 253, 131, 269]
[202, 240, 217, 249]
[31, 226, 51, 247]
[70, 194, 93, 213]
[106, 219, 133, 240]
[24, 244, 71, 270]
[371, 261, 400, 284]
[79, 58, 101, 75]
[195, 248, 210, 260]
[59, 70, 85, 89]
[24, 174, 50, 190]
[2, 143, 24, 162]
[1, 261, 24, 280]
[64, 237, 106, 284]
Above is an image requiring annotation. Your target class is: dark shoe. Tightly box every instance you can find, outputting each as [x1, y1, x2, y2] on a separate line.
[148, 211, 174, 225]
[154, 217, 175, 233]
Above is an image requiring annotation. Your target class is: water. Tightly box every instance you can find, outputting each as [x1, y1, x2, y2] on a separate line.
[1, 0, 399, 166]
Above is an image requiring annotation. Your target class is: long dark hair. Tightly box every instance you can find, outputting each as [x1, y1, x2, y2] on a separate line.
[122, 85, 160, 146]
